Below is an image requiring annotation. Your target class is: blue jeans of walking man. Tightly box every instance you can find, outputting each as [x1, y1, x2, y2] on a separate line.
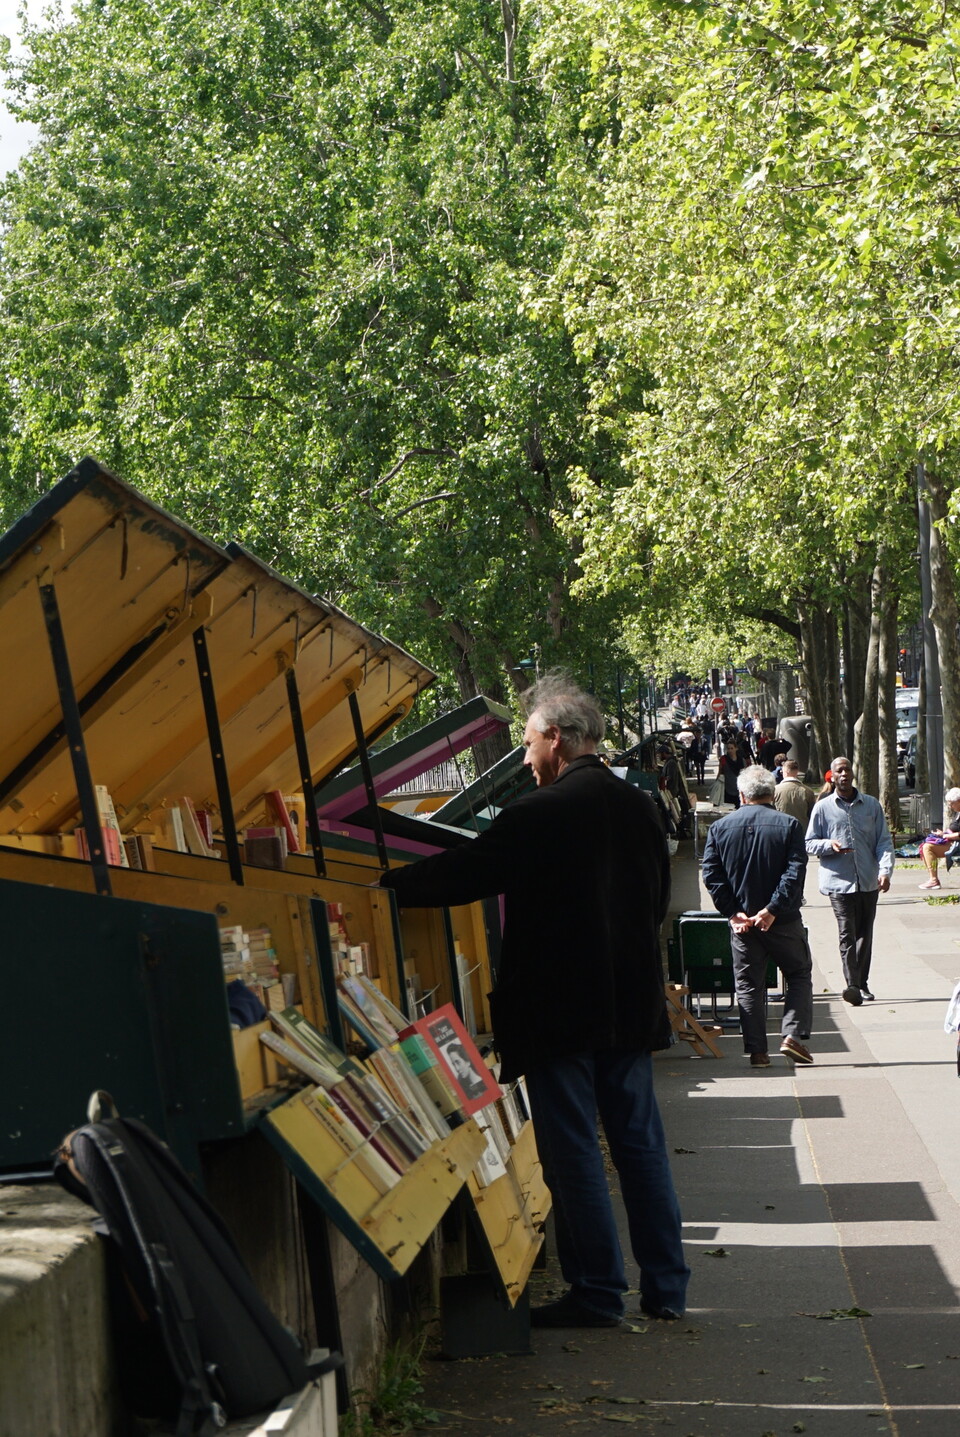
[524, 1049, 690, 1320]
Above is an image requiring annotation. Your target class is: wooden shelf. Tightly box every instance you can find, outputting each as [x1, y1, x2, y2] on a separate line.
[261, 1091, 487, 1281]
[466, 1119, 550, 1306]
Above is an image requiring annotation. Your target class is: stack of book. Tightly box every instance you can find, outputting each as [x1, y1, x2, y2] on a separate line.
[325, 902, 378, 980]
[265, 789, 300, 854]
[159, 797, 218, 856]
[121, 833, 155, 870]
[220, 925, 254, 983]
[75, 784, 130, 867]
[260, 1010, 442, 1195]
[219, 923, 294, 1011]
[333, 974, 515, 1190]
[243, 826, 287, 870]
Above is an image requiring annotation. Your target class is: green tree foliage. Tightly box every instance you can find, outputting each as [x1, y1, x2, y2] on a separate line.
[525, 0, 955, 764]
[0, 0, 631, 710]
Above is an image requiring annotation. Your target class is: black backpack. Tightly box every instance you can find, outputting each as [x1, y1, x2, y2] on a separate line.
[55, 1112, 340, 1435]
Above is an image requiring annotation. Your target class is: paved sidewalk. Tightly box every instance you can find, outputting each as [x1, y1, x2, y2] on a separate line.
[417, 852, 960, 1436]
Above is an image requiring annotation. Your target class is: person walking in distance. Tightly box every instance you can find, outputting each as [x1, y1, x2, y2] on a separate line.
[775, 759, 815, 826]
[702, 766, 813, 1066]
[805, 757, 893, 1004]
[378, 673, 690, 1328]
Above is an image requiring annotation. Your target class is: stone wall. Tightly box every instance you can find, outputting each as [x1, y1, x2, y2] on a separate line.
[0, 1186, 122, 1437]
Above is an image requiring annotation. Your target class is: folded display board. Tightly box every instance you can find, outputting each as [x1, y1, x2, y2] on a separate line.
[464, 1119, 550, 1307]
[262, 1091, 486, 1281]
[0, 458, 433, 848]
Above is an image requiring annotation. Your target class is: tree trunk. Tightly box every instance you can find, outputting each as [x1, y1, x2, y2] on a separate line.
[924, 468, 960, 787]
[798, 599, 844, 774]
[422, 596, 514, 772]
[878, 579, 901, 829]
[500, 0, 516, 85]
[843, 589, 870, 760]
[853, 561, 881, 795]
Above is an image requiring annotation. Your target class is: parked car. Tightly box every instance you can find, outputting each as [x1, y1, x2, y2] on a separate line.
[900, 732, 917, 788]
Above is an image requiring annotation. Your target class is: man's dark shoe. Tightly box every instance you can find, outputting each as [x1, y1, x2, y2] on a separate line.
[530, 1292, 621, 1329]
[842, 985, 863, 1006]
[780, 1035, 814, 1064]
[639, 1303, 683, 1321]
[860, 987, 875, 1001]
[750, 1052, 771, 1067]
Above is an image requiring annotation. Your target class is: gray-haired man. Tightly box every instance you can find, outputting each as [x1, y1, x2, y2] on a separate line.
[701, 765, 813, 1066]
[380, 673, 689, 1328]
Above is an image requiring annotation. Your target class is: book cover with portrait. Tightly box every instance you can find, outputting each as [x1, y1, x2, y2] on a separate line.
[405, 1003, 502, 1116]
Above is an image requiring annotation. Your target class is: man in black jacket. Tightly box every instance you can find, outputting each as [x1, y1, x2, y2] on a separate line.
[701, 765, 813, 1066]
[380, 675, 689, 1329]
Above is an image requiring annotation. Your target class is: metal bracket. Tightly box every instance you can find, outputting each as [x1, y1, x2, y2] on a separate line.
[285, 665, 326, 878]
[192, 625, 244, 886]
[38, 580, 112, 896]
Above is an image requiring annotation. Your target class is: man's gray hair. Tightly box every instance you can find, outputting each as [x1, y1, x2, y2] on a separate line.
[737, 765, 776, 801]
[522, 671, 606, 753]
[946, 787, 960, 805]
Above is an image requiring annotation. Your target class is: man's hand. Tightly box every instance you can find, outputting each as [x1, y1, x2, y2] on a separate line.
[830, 839, 851, 853]
[730, 912, 753, 934]
[878, 874, 891, 893]
[752, 907, 775, 932]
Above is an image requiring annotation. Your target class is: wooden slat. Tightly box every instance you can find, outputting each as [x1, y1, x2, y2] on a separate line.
[264, 1091, 486, 1278]
[466, 1119, 549, 1306]
[666, 983, 724, 1058]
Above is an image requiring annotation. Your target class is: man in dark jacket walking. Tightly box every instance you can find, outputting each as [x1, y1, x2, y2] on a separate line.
[380, 674, 689, 1329]
[702, 765, 813, 1066]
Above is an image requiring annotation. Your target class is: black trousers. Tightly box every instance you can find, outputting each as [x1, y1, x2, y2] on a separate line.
[729, 919, 813, 1054]
[828, 890, 880, 990]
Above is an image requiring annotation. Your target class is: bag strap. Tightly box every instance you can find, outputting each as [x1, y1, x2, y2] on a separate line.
[76, 1124, 226, 1436]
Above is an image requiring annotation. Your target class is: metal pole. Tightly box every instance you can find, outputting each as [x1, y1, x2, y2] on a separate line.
[616, 666, 625, 748]
[917, 463, 944, 822]
[193, 626, 244, 886]
[285, 666, 327, 878]
[347, 689, 389, 871]
[39, 581, 112, 896]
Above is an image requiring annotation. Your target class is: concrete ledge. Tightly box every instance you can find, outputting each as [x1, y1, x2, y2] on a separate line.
[0, 1185, 119, 1437]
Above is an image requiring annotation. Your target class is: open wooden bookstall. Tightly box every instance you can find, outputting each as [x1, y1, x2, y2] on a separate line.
[0, 459, 547, 1368]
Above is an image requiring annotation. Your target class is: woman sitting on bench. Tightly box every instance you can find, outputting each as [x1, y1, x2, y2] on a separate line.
[919, 788, 960, 890]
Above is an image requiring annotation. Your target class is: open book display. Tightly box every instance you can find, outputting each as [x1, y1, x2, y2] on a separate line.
[332, 974, 520, 1190]
[259, 1007, 486, 1280]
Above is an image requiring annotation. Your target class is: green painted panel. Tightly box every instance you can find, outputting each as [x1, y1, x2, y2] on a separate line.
[1, 875, 242, 1180]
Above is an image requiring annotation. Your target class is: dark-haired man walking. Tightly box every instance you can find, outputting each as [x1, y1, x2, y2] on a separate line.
[805, 756, 893, 1004]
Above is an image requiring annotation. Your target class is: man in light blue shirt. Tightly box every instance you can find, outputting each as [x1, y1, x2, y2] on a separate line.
[805, 756, 894, 1005]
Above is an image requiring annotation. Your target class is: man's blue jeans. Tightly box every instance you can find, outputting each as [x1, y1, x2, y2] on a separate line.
[524, 1049, 690, 1319]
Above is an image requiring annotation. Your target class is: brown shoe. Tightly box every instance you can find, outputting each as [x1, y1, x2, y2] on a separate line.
[780, 1036, 814, 1064]
[750, 1052, 771, 1067]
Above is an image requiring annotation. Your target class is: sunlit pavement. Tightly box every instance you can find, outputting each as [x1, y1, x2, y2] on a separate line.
[416, 849, 960, 1436]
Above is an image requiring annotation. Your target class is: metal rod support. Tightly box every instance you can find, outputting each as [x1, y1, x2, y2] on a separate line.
[347, 689, 389, 871]
[285, 666, 327, 878]
[192, 626, 244, 886]
[39, 581, 112, 896]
